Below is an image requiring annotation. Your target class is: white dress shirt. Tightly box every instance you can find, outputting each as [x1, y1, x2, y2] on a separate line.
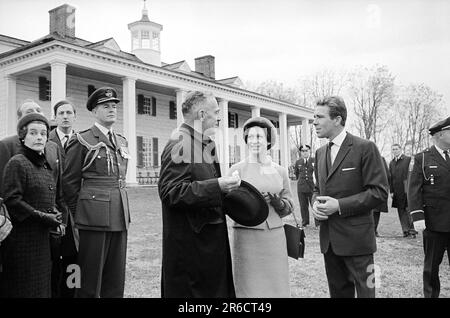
[329, 129, 347, 165]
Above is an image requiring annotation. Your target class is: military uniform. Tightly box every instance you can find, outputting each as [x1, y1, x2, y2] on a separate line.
[294, 153, 317, 227]
[63, 87, 130, 298]
[408, 117, 450, 298]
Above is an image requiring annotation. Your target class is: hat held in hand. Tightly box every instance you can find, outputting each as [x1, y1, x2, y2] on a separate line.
[223, 180, 269, 227]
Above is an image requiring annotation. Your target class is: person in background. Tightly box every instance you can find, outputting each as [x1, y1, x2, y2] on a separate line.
[294, 144, 318, 228]
[408, 116, 450, 298]
[389, 144, 417, 238]
[48, 100, 78, 298]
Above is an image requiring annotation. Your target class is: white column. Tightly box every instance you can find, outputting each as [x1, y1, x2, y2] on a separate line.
[251, 106, 260, 117]
[176, 89, 187, 127]
[123, 77, 137, 184]
[218, 98, 230, 175]
[287, 123, 292, 167]
[50, 61, 67, 120]
[279, 112, 288, 169]
[301, 118, 311, 147]
[5, 75, 17, 136]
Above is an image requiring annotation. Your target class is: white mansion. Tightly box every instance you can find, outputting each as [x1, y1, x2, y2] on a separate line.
[0, 3, 314, 184]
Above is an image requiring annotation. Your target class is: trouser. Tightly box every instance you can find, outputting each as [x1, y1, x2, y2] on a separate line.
[75, 230, 127, 298]
[324, 244, 375, 298]
[423, 229, 450, 298]
[397, 208, 416, 235]
[298, 191, 319, 227]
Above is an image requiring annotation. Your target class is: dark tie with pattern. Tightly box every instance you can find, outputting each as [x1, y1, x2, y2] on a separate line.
[63, 135, 69, 150]
[326, 141, 333, 176]
[108, 131, 116, 149]
[444, 150, 449, 162]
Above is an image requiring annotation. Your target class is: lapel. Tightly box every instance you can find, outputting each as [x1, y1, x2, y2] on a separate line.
[91, 125, 114, 149]
[327, 133, 352, 180]
[430, 146, 450, 170]
[49, 129, 63, 150]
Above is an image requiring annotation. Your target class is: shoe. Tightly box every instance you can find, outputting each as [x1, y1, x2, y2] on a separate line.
[403, 232, 409, 238]
[410, 234, 416, 239]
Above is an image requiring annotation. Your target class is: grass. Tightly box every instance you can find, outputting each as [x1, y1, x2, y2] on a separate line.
[123, 182, 450, 298]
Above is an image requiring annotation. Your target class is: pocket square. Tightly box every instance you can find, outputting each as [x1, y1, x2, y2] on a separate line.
[342, 167, 356, 171]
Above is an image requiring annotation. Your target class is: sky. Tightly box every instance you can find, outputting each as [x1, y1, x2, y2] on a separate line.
[1, 0, 450, 104]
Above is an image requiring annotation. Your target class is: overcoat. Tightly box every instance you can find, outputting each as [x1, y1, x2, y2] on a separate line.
[158, 123, 235, 298]
[389, 154, 411, 209]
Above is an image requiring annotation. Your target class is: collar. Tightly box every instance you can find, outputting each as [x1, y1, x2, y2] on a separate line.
[329, 129, 347, 147]
[395, 154, 403, 161]
[95, 122, 113, 138]
[20, 144, 49, 168]
[56, 127, 73, 141]
[434, 145, 447, 156]
[180, 123, 213, 145]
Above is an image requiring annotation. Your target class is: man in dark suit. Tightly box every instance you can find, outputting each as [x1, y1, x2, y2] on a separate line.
[294, 144, 318, 227]
[48, 100, 78, 298]
[389, 144, 417, 238]
[372, 156, 390, 237]
[0, 100, 64, 276]
[311, 96, 388, 298]
[408, 116, 450, 298]
[63, 87, 130, 298]
[158, 91, 240, 298]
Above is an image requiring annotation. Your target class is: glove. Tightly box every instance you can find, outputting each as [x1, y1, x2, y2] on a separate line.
[268, 192, 285, 211]
[31, 209, 62, 228]
[413, 219, 426, 231]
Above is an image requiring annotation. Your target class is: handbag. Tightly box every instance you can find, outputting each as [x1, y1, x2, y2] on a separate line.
[0, 198, 13, 243]
[284, 210, 305, 259]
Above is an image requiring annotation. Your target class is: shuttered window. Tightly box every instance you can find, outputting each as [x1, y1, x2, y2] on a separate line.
[136, 136, 144, 168]
[169, 101, 176, 119]
[38, 76, 51, 101]
[152, 137, 159, 167]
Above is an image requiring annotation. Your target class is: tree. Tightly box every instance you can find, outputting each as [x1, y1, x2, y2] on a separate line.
[394, 84, 444, 155]
[348, 65, 395, 144]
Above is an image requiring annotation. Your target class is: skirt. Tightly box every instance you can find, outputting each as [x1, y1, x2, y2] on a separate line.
[231, 226, 290, 297]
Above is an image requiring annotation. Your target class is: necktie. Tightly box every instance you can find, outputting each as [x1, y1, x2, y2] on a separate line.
[63, 135, 69, 149]
[108, 131, 116, 149]
[444, 150, 449, 162]
[326, 141, 333, 175]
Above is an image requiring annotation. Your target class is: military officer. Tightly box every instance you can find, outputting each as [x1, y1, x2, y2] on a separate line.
[63, 87, 131, 298]
[294, 145, 318, 227]
[408, 116, 450, 298]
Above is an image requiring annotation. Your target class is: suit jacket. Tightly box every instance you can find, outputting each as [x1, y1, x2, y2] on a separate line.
[313, 133, 388, 256]
[294, 157, 315, 193]
[48, 129, 73, 164]
[373, 157, 390, 213]
[389, 154, 411, 209]
[0, 135, 67, 224]
[158, 123, 235, 298]
[407, 146, 450, 232]
[63, 125, 130, 232]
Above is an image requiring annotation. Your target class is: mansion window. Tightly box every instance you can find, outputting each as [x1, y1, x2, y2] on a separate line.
[152, 32, 160, 51]
[137, 94, 156, 116]
[141, 31, 150, 49]
[137, 136, 159, 168]
[228, 112, 238, 128]
[169, 101, 177, 119]
[38, 76, 51, 101]
[132, 31, 139, 50]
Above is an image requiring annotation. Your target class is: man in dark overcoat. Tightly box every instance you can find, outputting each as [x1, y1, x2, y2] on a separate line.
[294, 144, 318, 227]
[408, 117, 450, 298]
[63, 87, 130, 298]
[158, 91, 240, 298]
[311, 96, 388, 298]
[48, 100, 78, 298]
[389, 144, 417, 237]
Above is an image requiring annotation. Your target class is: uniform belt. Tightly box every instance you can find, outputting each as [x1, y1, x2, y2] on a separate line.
[82, 178, 127, 189]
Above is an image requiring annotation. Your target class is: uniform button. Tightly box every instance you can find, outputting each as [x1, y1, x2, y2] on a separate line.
[118, 163, 121, 166]
[92, 195, 96, 199]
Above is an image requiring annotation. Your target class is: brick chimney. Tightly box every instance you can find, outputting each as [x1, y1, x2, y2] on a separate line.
[195, 55, 215, 79]
[49, 4, 76, 38]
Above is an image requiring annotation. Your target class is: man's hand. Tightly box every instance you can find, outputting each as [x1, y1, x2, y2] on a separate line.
[218, 175, 241, 193]
[315, 196, 340, 216]
[59, 224, 66, 236]
[414, 219, 426, 231]
[312, 200, 328, 221]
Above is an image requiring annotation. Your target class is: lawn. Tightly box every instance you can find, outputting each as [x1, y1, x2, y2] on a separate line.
[124, 182, 450, 298]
